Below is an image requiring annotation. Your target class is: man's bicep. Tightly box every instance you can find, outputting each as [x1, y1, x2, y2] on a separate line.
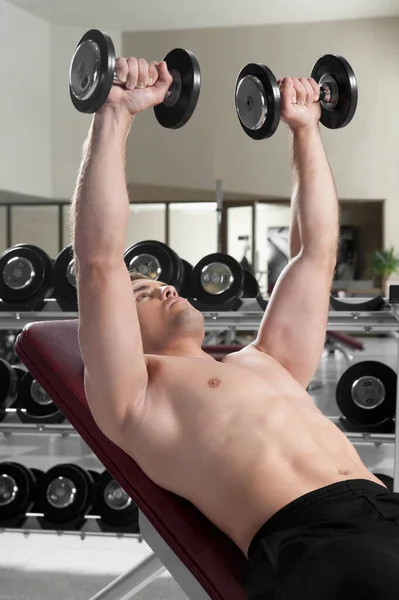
[253, 254, 333, 388]
[77, 262, 148, 430]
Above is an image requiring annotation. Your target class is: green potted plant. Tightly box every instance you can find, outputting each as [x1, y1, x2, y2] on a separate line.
[370, 247, 399, 292]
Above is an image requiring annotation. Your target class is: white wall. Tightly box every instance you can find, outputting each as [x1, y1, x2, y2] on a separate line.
[50, 25, 122, 199]
[123, 17, 399, 247]
[0, 0, 51, 197]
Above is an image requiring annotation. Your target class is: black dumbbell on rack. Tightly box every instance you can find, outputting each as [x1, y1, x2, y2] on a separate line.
[69, 29, 201, 129]
[94, 470, 139, 533]
[52, 245, 78, 311]
[0, 462, 43, 527]
[16, 371, 66, 424]
[0, 358, 26, 423]
[0, 244, 53, 311]
[37, 464, 99, 530]
[336, 361, 397, 432]
[235, 54, 358, 140]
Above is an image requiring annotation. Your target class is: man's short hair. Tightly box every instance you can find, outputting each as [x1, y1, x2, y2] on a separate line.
[129, 271, 152, 282]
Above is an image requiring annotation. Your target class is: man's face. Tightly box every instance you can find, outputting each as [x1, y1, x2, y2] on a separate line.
[131, 278, 204, 353]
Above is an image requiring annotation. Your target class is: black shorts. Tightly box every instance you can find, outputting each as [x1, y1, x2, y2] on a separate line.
[245, 479, 399, 599]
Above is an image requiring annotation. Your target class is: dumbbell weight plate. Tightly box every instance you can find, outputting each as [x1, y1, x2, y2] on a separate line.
[16, 372, 65, 424]
[242, 270, 260, 298]
[0, 462, 40, 524]
[191, 253, 244, 306]
[0, 359, 19, 410]
[311, 55, 358, 129]
[95, 471, 139, 529]
[235, 63, 281, 140]
[124, 241, 185, 292]
[38, 464, 95, 524]
[0, 244, 53, 308]
[336, 361, 397, 426]
[179, 259, 193, 299]
[69, 29, 115, 114]
[52, 245, 78, 311]
[154, 48, 201, 129]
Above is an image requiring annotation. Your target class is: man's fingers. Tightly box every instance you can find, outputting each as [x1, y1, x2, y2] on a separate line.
[148, 61, 160, 86]
[126, 57, 139, 90]
[137, 58, 149, 89]
[115, 57, 128, 84]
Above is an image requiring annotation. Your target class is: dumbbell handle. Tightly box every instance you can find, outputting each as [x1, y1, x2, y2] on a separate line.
[113, 72, 172, 99]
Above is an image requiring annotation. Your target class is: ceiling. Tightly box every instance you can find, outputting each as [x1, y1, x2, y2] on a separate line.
[7, 0, 399, 32]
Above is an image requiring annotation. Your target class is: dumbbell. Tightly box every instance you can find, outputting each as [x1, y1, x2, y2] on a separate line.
[190, 253, 245, 310]
[124, 241, 191, 294]
[235, 54, 358, 140]
[0, 359, 26, 422]
[69, 29, 201, 128]
[94, 470, 139, 533]
[0, 244, 53, 311]
[37, 464, 98, 530]
[0, 462, 43, 527]
[52, 245, 78, 311]
[16, 371, 65, 424]
[336, 361, 397, 428]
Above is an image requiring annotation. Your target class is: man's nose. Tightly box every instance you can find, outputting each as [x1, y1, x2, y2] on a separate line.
[160, 285, 178, 299]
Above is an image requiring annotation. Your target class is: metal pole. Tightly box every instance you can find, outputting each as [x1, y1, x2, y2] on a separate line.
[89, 553, 166, 600]
[216, 180, 223, 253]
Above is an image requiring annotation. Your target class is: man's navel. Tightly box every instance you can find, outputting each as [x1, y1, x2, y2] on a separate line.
[208, 378, 221, 389]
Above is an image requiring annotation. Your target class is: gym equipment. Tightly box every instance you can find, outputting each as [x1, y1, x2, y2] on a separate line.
[0, 244, 53, 310]
[330, 295, 385, 312]
[235, 54, 358, 140]
[0, 462, 43, 526]
[179, 259, 193, 299]
[15, 320, 247, 599]
[191, 253, 244, 310]
[336, 361, 397, 426]
[0, 360, 26, 422]
[52, 245, 78, 311]
[242, 269, 267, 310]
[95, 470, 139, 532]
[374, 473, 394, 492]
[124, 241, 185, 292]
[16, 371, 65, 424]
[37, 464, 96, 528]
[69, 29, 201, 128]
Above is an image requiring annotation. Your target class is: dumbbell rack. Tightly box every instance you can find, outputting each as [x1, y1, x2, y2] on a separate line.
[0, 298, 399, 541]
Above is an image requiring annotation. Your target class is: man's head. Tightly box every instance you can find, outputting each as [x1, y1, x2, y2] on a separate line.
[129, 271, 205, 355]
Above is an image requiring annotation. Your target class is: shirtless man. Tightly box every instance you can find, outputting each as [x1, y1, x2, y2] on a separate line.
[72, 57, 399, 599]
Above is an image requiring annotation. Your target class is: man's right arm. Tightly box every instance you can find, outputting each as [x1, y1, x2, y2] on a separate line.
[72, 58, 172, 440]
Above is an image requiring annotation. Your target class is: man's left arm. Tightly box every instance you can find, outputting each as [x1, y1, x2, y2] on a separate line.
[252, 77, 339, 388]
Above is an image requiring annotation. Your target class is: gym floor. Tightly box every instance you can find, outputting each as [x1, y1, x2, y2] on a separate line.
[0, 333, 396, 600]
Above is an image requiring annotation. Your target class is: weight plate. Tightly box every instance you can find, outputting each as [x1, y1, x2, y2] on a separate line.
[0, 358, 18, 409]
[154, 48, 201, 129]
[191, 253, 244, 305]
[0, 244, 53, 306]
[311, 55, 358, 129]
[124, 241, 184, 292]
[16, 372, 65, 424]
[0, 462, 38, 523]
[242, 270, 260, 298]
[38, 464, 95, 523]
[70, 29, 116, 114]
[336, 361, 397, 426]
[52, 245, 78, 311]
[235, 63, 281, 140]
[179, 259, 193, 298]
[95, 471, 139, 528]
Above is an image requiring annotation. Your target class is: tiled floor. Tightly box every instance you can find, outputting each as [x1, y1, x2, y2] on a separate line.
[0, 333, 398, 599]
